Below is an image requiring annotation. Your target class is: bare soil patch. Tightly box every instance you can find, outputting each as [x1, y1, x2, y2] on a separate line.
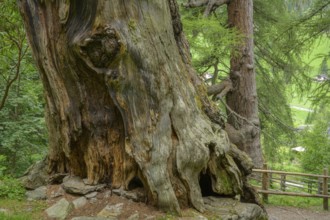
[266, 205, 329, 220]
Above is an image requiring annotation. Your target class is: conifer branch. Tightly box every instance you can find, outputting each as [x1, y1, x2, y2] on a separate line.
[183, 0, 230, 17]
[207, 78, 233, 99]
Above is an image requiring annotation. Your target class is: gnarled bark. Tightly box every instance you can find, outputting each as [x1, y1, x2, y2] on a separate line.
[19, 0, 260, 213]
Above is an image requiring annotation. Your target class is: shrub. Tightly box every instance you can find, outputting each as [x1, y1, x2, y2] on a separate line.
[299, 110, 330, 173]
[0, 176, 25, 199]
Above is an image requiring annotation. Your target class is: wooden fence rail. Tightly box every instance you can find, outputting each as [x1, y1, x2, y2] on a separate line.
[252, 164, 329, 211]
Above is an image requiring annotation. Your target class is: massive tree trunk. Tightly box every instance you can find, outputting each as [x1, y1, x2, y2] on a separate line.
[19, 0, 259, 213]
[226, 0, 264, 168]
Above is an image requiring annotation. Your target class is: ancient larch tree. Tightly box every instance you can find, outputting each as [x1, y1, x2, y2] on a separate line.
[184, 0, 264, 168]
[19, 0, 260, 213]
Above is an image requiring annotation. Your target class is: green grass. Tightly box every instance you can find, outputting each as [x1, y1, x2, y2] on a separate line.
[266, 195, 323, 209]
[0, 199, 46, 220]
[290, 108, 310, 126]
[303, 37, 330, 76]
[287, 36, 329, 127]
[270, 162, 303, 173]
[288, 85, 314, 127]
[0, 213, 35, 220]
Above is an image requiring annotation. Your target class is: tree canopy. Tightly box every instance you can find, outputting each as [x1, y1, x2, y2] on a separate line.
[0, 0, 47, 176]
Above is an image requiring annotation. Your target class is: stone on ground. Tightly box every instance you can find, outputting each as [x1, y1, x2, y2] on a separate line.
[45, 198, 73, 220]
[50, 186, 65, 198]
[26, 186, 47, 201]
[203, 197, 268, 220]
[127, 212, 139, 220]
[20, 157, 48, 189]
[73, 197, 88, 209]
[112, 188, 145, 202]
[85, 191, 98, 199]
[97, 203, 124, 218]
[62, 176, 105, 195]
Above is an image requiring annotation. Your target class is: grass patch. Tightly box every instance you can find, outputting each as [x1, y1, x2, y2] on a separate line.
[0, 213, 36, 220]
[269, 161, 303, 173]
[266, 195, 323, 210]
[0, 199, 46, 220]
[304, 36, 330, 76]
[291, 109, 310, 126]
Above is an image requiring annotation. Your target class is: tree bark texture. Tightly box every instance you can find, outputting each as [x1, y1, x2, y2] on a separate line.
[227, 0, 264, 168]
[19, 0, 258, 213]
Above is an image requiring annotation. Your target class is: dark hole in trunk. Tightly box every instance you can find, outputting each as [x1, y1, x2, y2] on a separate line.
[128, 176, 144, 190]
[199, 171, 218, 197]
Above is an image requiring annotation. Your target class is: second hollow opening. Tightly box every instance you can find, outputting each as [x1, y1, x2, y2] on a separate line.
[199, 171, 219, 197]
[128, 176, 144, 190]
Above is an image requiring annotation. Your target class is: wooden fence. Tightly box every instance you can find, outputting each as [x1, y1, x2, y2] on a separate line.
[251, 164, 330, 210]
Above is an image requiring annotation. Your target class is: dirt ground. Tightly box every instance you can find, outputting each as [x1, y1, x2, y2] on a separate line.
[266, 205, 330, 220]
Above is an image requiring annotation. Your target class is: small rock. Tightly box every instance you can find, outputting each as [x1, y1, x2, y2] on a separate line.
[62, 176, 105, 195]
[104, 190, 112, 198]
[73, 197, 88, 209]
[45, 198, 73, 220]
[20, 157, 48, 189]
[195, 215, 208, 220]
[25, 207, 33, 212]
[90, 198, 98, 204]
[127, 212, 139, 220]
[97, 203, 124, 218]
[62, 175, 70, 182]
[112, 188, 145, 202]
[26, 186, 47, 201]
[85, 191, 98, 199]
[50, 186, 65, 198]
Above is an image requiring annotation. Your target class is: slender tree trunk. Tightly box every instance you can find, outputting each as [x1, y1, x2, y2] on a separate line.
[227, 0, 264, 168]
[19, 0, 259, 213]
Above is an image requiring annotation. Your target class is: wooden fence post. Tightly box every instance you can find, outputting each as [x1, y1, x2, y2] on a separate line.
[318, 177, 322, 194]
[252, 168, 329, 210]
[262, 163, 269, 203]
[281, 174, 286, 191]
[308, 181, 312, 193]
[323, 168, 328, 211]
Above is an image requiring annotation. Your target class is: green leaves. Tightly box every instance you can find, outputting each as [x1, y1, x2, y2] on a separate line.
[0, 0, 47, 177]
[0, 176, 25, 199]
[299, 109, 330, 173]
[181, 7, 242, 77]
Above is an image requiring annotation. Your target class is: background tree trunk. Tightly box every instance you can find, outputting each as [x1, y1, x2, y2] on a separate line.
[226, 0, 264, 168]
[19, 0, 258, 213]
